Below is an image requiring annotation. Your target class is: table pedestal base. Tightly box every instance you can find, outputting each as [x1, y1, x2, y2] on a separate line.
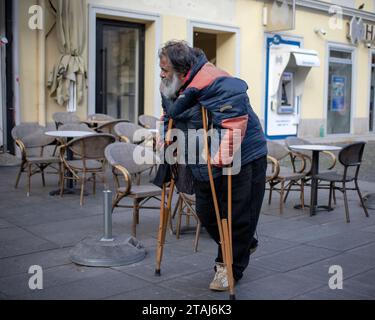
[294, 204, 334, 215]
[70, 235, 146, 267]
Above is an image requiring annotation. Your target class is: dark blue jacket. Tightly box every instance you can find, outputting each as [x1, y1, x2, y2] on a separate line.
[162, 53, 267, 182]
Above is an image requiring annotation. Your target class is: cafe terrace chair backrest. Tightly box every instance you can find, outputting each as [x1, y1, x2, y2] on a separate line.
[114, 122, 153, 144]
[105, 142, 161, 237]
[59, 133, 116, 206]
[52, 112, 81, 129]
[266, 140, 307, 214]
[11, 123, 60, 196]
[138, 114, 158, 130]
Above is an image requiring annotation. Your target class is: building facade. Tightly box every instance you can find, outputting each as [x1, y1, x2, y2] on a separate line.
[1, 0, 375, 151]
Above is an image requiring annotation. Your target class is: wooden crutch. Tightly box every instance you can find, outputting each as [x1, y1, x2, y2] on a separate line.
[202, 107, 236, 300]
[155, 119, 175, 276]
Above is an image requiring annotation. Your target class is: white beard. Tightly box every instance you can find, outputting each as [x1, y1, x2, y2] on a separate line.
[160, 72, 182, 99]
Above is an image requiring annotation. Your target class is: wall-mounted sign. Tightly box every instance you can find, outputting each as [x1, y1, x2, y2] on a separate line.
[347, 16, 375, 45]
[331, 75, 346, 112]
[263, 0, 296, 32]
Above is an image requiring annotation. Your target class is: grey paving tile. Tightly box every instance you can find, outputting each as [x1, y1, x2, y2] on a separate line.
[0, 227, 58, 259]
[158, 269, 214, 298]
[117, 253, 211, 284]
[0, 263, 113, 297]
[257, 219, 325, 240]
[346, 242, 375, 259]
[0, 247, 72, 278]
[306, 230, 375, 251]
[251, 236, 300, 258]
[234, 272, 324, 300]
[363, 224, 375, 233]
[250, 245, 338, 272]
[105, 284, 190, 300]
[288, 252, 375, 282]
[262, 223, 345, 243]
[0, 291, 9, 300]
[292, 285, 374, 300]
[0, 218, 14, 229]
[341, 273, 375, 298]
[15, 269, 150, 300]
[23, 216, 106, 247]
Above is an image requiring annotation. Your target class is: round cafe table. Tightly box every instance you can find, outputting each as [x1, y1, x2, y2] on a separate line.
[45, 131, 96, 195]
[289, 144, 342, 216]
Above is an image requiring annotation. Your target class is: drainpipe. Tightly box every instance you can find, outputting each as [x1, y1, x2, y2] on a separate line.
[37, 0, 46, 126]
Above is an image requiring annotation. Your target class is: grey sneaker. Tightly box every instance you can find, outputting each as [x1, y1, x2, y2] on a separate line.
[209, 263, 229, 291]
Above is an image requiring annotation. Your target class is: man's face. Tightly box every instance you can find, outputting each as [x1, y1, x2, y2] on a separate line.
[159, 55, 183, 99]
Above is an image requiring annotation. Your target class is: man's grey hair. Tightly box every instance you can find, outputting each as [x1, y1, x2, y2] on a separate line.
[159, 40, 203, 76]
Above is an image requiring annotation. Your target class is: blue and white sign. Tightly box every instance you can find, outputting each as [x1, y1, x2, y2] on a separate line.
[331, 75, 346, 112]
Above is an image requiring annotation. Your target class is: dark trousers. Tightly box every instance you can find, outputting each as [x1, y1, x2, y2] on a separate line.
[195, 156, 267, 281]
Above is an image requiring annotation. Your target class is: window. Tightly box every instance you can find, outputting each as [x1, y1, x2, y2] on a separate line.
[327, 48, 353, 134]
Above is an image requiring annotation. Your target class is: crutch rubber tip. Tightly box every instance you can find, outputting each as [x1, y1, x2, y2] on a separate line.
[155, 269, 161, 276]
[229, 294, 236, 300]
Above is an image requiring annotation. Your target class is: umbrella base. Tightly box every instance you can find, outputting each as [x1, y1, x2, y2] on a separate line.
[70, 235, 146, 267]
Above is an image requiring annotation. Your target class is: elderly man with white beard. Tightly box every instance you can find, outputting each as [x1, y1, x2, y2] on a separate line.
[156, 40, 267, 292]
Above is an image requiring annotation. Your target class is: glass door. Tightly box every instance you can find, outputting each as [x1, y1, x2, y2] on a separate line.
[327, 49, 353, 135]
[96, 19, 144, 122]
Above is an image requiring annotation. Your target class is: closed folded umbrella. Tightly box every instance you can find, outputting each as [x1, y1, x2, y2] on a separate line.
[48, 0, 86, 112]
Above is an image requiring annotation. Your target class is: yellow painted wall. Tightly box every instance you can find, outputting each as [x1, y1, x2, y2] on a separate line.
[235, 0, 266, 117]
[18, 0, 39, 123]
[217, 33, 236, 77]
[161, 15, 187, 43]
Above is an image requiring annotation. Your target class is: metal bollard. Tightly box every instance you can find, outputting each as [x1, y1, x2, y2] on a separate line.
[102, 190, 114, 242]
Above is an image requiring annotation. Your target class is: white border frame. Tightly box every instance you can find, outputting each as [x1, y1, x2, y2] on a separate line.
[187, 20, 241, 77]
[324, 42, 357, 136]
[88, 4, 162, 117]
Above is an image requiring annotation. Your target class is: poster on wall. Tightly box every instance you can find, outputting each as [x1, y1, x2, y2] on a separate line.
[331, 75, 346, 112]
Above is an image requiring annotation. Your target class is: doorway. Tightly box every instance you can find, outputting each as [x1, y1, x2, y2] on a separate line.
[96, 19, 145, 122]
[194, 31, 217, 65]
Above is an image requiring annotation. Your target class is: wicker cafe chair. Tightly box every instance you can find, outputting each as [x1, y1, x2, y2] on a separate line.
[52, 112, 80, 129]
[266, 140, 308, 214]
[138, 114, 158, 130]
[59, 133, 116, 206]
[83, 114, 115, 129]
[12, 123, 61, 196]
[114, 122, 153, 144]
[87, 113, 115, 122]
[285, 137, 337, 176]
[172, 193, 201, 252]
[316, 142, 369, 223]
[96, 119, 130, 136]
[105, 142, 162, 237]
